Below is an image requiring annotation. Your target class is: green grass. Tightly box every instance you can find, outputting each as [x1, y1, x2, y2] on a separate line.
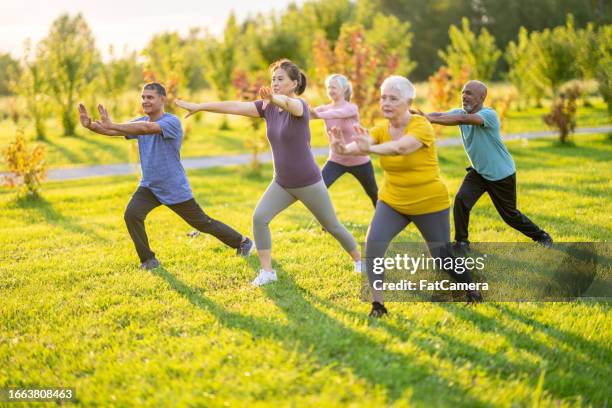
[0, 88, 610, 171]
[1, 134, 611, 407]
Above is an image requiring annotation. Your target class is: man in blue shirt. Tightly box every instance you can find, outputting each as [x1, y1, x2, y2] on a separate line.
[426, 80, 552, 251]
[78, 83, 253, 269]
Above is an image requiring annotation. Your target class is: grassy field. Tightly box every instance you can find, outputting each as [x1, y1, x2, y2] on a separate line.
[1, 134, 611, 406]
[0, 87, 610, 171]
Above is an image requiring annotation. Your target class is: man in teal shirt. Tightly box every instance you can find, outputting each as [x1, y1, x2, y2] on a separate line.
[426, 80, 552, 251]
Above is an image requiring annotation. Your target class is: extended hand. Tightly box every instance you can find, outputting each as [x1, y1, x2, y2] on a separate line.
[329, 127, 347, 154]
[258, 87, 273, 102]
[97, 104, 113, 128]
[175, 99, 200, 118]
[78, 103, 92, 128]
[353, 125, 372, 153]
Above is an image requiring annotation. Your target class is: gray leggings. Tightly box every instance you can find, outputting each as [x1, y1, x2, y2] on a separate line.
[253, 180, 358, 252]
[365, 201, 472, 286]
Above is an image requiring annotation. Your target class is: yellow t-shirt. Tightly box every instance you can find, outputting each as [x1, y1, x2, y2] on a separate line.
[371, 115, 450, 215]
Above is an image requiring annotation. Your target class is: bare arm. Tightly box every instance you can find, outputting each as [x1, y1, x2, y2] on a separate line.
[78, 103, 123, 136]
[260, 87, 304, 117]
[329, 126, 374, 156]
[94, 104, 162, 136]
[314, 104, 358, 120]
[427, 112, 484, 126]
[368, 136, 423, 156]
[175, 99, 260, 118]
[104, 120, 161, 136]
[350, 124, 423, 156]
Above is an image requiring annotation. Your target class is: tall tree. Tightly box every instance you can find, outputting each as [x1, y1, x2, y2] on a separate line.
[0, 53, 19, 95]
[8, 40, 49, 140]
[38, 13, 100, 136]
[201, 12, 240, 129]
[439, 17, 501, 82]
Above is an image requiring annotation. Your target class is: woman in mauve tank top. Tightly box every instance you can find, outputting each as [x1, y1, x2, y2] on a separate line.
[176, 59, 361, 286]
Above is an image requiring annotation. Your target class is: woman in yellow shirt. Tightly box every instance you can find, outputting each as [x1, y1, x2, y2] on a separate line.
[331, 76, 481, 317]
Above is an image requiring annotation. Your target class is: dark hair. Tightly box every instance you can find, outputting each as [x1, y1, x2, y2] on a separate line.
[269, 59, 307, 95]
[143, 82, 167, 96]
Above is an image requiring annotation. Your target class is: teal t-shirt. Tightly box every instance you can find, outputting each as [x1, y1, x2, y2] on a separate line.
[448, 107, 515, 181]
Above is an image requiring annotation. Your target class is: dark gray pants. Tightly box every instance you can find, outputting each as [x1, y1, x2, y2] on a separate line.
[365, 201, 473, 289]
[124, 187, 243, 263]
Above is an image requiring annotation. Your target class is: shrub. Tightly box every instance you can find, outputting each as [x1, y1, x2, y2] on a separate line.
[543, 85, 580, 143]
[2, 130, 48, 196]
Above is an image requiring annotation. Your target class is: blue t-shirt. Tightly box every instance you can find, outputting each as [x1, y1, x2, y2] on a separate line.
[448, 107, 515, 181]
[126, 113, 193, 204]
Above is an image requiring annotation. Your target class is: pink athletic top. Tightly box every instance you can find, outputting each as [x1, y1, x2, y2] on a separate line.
[314, 101, 371, 167]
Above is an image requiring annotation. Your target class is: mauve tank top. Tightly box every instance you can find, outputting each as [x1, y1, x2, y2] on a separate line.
[254, 99, 322, 188]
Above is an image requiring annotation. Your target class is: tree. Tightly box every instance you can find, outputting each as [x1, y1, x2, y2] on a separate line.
[505, 27, 547, 109]
[525, 15, 581, 99]
[427, 66, 469, 135]
[579, 24, 612, 119]
[232, 69, 268, 173]
[99, 46, 142, 119]
[8, 40, 49, 140]
[38, 13, 100, 136]
[0, 53, 19, 95]
[201, 12, 240, 129]
[312, 23, 405, 124]
[142, 32, 186, 114]
[438, 17, 501, 82]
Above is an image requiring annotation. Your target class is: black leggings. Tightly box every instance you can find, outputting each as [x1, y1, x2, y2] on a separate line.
[124, 187, 243, 262]
[322, 160, 378, 208]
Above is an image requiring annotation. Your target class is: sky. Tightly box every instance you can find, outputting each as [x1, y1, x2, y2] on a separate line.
[0, 0, 301, 59]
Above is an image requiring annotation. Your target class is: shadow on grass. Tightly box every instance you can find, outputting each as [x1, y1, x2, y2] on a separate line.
[301, 288, 609, 406]
[435, 302, 610, 405]
[151, 264, 488, 406]
[9, 195, 107, 242]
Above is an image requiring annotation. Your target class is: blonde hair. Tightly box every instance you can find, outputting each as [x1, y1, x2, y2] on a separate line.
[325, 74, 353, 101]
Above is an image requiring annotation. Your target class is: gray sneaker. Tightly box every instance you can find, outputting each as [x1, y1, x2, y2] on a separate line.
[139, 258, 161, 270]
[236, 237, 254, 257]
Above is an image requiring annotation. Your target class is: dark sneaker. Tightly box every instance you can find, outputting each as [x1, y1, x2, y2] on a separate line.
[467, 290, 483, 304]
[368, 301, 388, 318]
[236, 237, 254, 257]
[452, 240, 470, 256]
[536, 232, 553, 248]
[139, 258, 160, 270]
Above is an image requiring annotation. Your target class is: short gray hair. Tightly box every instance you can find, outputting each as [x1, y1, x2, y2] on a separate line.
[325, 74, 353, 101]
[380, 76, 415, 101]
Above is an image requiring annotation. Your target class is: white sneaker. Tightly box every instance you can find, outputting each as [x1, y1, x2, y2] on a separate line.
[354, 260, 363, 273]
[252, 269, 277, 286]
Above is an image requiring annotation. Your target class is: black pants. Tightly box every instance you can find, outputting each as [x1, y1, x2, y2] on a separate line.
[124, 187, 243, 263]
[454, 167, 545, 243]
[322, 160, 378, 207]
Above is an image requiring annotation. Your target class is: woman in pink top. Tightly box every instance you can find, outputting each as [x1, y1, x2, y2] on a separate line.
[312, 74, 378, 207]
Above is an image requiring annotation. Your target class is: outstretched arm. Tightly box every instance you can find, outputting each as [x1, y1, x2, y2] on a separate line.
[314, 103, 358, 120]
[78, 104, 123, 136]
[329, 125, 376, 156]
[260, 87, 304, 117]
[426, 111, 484, 126]
[175, 99, 260, 118]
[352, 125, 423, 156]
[96, 105, 162, 136]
